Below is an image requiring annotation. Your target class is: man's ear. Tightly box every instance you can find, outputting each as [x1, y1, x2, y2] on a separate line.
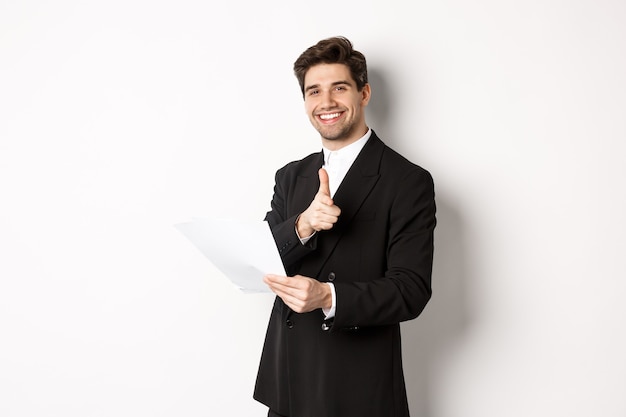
[361, 83, 372, 106]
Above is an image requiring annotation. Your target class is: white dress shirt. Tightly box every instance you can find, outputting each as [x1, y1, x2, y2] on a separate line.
[296, 129, 372, 319]
[323, 130, 371, 198]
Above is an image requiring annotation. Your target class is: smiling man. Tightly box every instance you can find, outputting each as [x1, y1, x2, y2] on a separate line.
[303, 62, 370, 147]
[254, 36, 436, 417]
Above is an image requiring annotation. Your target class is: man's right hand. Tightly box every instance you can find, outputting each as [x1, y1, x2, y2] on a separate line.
[296, 168, 341, 237]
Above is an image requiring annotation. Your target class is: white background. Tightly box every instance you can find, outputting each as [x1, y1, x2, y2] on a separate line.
[1, 1, 625, 416]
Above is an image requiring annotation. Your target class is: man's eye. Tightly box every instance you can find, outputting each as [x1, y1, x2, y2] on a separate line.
[308, 90, 319, 96]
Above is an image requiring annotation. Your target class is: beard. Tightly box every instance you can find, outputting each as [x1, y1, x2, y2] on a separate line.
[313, 117, 358, 142]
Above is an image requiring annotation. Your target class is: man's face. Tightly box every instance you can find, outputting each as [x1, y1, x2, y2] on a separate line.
[303, 63, 370, 148]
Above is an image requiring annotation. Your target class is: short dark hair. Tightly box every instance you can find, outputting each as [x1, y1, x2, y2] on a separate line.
[293, 36, 368, 96]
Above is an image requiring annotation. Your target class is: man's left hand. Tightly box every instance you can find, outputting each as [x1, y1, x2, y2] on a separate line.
[264, 274, 332, 313]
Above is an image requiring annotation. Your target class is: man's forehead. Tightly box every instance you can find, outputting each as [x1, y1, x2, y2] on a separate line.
[304, 63, 354, 86]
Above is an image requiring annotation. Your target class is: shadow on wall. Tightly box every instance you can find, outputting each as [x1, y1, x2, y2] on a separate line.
[365, 68, 393, 140]
[402, 199, 470, 417]
[367, 67, 471, 417]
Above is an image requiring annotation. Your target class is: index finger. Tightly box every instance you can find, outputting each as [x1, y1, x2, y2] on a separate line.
[264, 274, 289, 285]
[264, 274, 304, 289]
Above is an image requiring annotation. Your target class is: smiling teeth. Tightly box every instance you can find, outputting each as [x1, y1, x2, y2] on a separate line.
[319, 113, 340, 120]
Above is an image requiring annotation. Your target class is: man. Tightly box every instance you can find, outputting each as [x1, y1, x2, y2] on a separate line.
[254, 36, 436, 417]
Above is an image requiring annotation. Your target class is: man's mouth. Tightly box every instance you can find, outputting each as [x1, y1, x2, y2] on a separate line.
[318, 112, 343, 122]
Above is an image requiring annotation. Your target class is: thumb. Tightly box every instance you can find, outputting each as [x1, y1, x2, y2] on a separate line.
[318, 168, 331, 197]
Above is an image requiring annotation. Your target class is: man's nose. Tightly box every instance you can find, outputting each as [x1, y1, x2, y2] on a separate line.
[319, 91, 336, 108]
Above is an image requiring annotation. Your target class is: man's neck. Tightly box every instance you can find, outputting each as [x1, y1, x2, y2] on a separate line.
[321, 126, 370, 151]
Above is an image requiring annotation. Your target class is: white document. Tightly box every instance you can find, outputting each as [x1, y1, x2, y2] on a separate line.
[175, 218, 284, 293]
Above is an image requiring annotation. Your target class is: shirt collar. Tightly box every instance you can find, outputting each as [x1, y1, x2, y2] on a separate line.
[322, 128, 372, 166]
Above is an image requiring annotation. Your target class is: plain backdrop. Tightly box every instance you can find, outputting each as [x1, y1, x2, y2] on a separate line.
[1, 1, 625, 416]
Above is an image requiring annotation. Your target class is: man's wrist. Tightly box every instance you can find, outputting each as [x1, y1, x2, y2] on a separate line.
[295, 214, 315, 242]
[322, 283, 336, 319]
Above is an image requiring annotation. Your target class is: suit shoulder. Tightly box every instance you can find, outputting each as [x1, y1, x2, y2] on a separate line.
[275, 151, 322, 176]
[381, 144, 433, 181]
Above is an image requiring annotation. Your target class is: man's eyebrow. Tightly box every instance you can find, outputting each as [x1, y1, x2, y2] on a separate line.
[304, 84, 320, 93]
[304, 80, 352, 93]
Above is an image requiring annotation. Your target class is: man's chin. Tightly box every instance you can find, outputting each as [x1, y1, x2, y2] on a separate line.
[316, 126, 349, 142]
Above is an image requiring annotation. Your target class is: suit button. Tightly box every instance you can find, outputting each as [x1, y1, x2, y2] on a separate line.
[286, 319, 294, 329]
[328, 272, 336, 281]
[321, 322, 331, 331]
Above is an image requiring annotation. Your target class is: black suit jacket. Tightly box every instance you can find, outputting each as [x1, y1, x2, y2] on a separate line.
[254, 131, 436, 417]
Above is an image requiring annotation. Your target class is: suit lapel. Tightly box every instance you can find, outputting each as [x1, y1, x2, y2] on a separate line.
[332, 133, 383, 224]
[300, 133, 384, 278]
[292, 152, 325, 217]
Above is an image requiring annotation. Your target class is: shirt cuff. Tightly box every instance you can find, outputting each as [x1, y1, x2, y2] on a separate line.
[322, 282, 336, 319]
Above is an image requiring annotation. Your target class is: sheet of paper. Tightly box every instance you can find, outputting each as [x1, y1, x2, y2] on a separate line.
[175, 218, 284, 293]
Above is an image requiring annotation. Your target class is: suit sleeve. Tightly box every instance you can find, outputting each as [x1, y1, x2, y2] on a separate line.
[331, 167, 436, 329]
[264, 168, 317, 273]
